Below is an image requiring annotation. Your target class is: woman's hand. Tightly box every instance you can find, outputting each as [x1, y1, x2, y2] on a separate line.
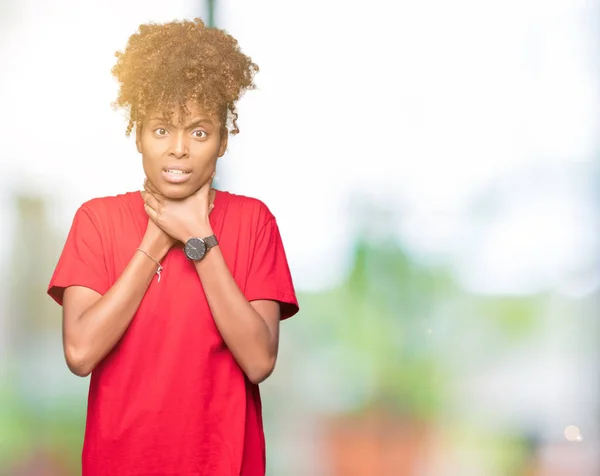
[142, 173, 216, 243]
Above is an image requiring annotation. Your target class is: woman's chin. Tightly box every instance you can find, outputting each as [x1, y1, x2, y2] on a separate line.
[159, 183, 197, 200]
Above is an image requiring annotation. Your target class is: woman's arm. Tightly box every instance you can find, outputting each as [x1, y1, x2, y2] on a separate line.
[62, 224, 173, 377]
[194, 246, 281, 384]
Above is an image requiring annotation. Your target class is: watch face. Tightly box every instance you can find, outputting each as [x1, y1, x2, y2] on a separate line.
[185, 237, 207, 261]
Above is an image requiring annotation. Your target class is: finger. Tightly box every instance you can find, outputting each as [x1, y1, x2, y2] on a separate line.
[143, 203, 159, 223]
[142, 190, 162, 212]
[143, 191, 164, 212]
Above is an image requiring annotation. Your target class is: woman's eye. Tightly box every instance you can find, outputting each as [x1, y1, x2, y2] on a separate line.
[192, 130, 207, 139]
[154, 128, 167, 136]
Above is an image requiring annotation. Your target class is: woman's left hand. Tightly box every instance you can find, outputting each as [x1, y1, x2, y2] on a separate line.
[142, 174, 216, 243]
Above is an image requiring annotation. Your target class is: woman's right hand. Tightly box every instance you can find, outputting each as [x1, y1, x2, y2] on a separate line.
[139, 188, 177, 259]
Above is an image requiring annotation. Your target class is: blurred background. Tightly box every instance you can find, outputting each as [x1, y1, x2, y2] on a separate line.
[1, 0, 599, 474]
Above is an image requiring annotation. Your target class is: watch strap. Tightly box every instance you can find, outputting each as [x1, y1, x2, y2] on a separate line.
[203, 234, 218, 249]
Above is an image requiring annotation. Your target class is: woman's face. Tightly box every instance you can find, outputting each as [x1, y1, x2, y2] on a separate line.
[136, 103, 227, 199]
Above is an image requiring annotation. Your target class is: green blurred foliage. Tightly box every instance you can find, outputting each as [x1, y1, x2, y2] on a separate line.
[297, 237, 543, 422]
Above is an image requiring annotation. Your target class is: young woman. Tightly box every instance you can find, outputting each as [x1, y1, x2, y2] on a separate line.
[48, 19, 298, 476]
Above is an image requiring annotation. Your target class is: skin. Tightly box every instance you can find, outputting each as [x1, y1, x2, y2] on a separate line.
[136, 104, 227, 200]
[62, 103, 281, 384]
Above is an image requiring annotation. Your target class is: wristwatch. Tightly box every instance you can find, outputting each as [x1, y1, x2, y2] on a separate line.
[184, 235, 218, 261]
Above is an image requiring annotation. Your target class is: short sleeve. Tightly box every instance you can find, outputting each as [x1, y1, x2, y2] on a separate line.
[245, 217, 299, 320]
[48, 206, 110, 306]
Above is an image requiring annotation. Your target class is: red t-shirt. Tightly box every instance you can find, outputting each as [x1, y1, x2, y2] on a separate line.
[48, 190, 299, 476]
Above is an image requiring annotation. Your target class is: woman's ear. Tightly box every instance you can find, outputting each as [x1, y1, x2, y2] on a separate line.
[218, 128, 228, 157]
[135, 124, 143, 153]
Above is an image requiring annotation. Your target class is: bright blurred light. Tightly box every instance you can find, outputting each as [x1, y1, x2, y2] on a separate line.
[564, 425, 583, 442]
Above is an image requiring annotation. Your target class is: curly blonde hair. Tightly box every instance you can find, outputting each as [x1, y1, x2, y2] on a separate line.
[111, 18, 259, 136]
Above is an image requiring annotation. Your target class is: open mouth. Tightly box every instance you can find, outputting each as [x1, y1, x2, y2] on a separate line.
[164, 168, 190, 174]
[162, 168, 192, 183]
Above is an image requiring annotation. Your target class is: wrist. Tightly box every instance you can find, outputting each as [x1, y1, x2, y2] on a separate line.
[138, 239, 172, 261]
[183, 223, 214, 242]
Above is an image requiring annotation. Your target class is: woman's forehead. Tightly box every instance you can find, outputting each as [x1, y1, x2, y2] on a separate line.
[145, 102, 223, 125]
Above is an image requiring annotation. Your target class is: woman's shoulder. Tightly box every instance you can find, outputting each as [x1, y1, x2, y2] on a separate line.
[217, 189, 275, 226]
[77, 191, 142, 221]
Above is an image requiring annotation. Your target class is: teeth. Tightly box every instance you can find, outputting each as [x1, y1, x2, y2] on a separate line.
[166, 169, 187, 174]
